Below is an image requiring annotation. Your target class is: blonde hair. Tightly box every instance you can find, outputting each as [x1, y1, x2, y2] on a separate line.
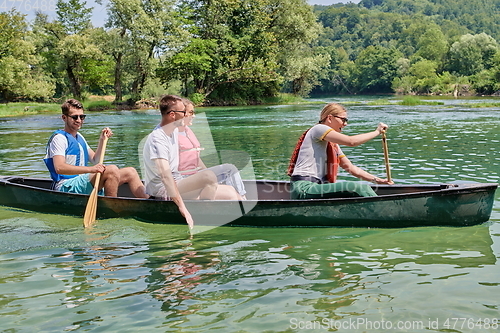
[319, 103, 347, 123]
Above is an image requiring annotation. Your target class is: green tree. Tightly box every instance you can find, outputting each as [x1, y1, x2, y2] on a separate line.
[269, 0, 323, 96]
[471, 69, 500, 94]
[447, 33, 499, 76]
[33, 0, 111, 99]
[359, 0, 500, 41]
[157, 38, 216, 97]
[407, 59, 439, 94]
[283, 51, 330, 96]
[99, 0, 181, 101]
[161, 0, 281, 101]
[351, 45, 402, 93]
[56, 0, 93, 35]
[414, 27, 448, 64]
[312, 46, 352, 94]
[99, 28, 131, 102]
[471, 52, 500, 94]
[409, 59, 437, 79]
[0, 10, 54, 101]
[55, 32, 112, 98]
[159, 0, 320, 103]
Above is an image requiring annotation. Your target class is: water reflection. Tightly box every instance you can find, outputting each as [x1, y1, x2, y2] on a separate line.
[146, 241, 220, 317]
[0, 205, 498, 331]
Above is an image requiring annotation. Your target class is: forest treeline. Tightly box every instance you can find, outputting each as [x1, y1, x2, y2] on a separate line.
[2, 0, 500, 106]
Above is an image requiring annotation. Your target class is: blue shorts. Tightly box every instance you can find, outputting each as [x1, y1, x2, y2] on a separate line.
[58, 174, 104, 195]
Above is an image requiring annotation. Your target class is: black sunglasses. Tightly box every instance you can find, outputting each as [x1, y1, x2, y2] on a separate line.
[67, 114, 86, 120]
[333, 115, 348, 124]
[170, 110, 186, 115]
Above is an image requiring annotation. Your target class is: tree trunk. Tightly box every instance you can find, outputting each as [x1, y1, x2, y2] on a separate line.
[114, 53, 123, 102]
[113, 28, 126, 103]
[131, 58, 146, 99]
[131, 53, 151, 99]
[66, 64, 81, 99]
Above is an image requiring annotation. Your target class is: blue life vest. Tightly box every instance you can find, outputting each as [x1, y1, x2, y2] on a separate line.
[44, 130, 89, 182]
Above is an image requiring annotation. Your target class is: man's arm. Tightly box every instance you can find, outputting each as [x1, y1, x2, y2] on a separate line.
[52, 155, 104, 175]
[89, 127, 113, 165]
[155, 158, 194, 229]
[50, 132, 105, 175]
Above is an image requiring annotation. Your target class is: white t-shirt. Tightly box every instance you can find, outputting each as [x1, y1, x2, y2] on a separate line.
[142, 125, 181, 197]
[291, 124, 345, 180]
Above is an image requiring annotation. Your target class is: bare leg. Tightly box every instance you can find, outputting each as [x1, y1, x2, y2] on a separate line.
[118, 167, 149, 198]
[214, 184, 242, 200]
[177, 170, 218, 200]
[90, 164, 120, 197]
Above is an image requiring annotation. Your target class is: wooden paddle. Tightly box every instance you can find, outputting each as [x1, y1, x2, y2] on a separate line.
[83, 136, 108, 228]
[381, 130, 392, 183]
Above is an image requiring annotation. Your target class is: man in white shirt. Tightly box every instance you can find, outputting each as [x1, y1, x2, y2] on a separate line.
[142, 95, 241, 228]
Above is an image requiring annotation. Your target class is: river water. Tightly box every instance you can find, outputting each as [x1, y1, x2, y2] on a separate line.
[0, 97, 499, 332]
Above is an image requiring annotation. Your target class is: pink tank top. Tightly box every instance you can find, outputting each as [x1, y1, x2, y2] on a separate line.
[178, 126, 202, 175]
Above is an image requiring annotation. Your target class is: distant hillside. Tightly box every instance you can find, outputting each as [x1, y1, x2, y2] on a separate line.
[314, 0, 500, 60]
[311, 0, 500, 96]
[359, 0, 500, 40]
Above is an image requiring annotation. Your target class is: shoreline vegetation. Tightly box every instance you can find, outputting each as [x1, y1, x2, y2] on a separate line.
[5, 1, 500, 108]
[2, 95, 500, 118]
[0, 94, 311, 117]
[6, 0, 500, 110]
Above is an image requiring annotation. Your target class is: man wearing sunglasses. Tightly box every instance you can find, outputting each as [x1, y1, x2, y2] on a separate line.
[44, 98, 149, 199]
[141, 95, 241, 229]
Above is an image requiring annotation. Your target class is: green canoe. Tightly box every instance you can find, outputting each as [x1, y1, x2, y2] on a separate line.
[0, 176, 497, 227]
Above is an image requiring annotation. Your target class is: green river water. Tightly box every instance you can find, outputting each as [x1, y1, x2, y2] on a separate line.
[0, 96, 499, 332]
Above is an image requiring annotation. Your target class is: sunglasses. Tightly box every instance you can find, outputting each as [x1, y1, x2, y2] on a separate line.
[170, 110, 186, 115]
[333, 115, 348, 124]
[67, 114, 86, 120]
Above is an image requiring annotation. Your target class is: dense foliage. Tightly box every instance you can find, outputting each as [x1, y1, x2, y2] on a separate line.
[312, 0, 500, 96]
[2, 0, 500, 104]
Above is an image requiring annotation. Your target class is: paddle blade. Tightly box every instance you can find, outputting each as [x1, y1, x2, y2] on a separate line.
[83, 136, 108, 228]
[83, 174, 101, 228]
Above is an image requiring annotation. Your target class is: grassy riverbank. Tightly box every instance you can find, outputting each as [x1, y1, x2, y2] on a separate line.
[367, 96, 445, 106]
[3, 95, 499, 118]
[0, 103, 61, 117]
[0, 99, 119, 117]
[0, 94, 311, 117]
[366, 95, 500, 107]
